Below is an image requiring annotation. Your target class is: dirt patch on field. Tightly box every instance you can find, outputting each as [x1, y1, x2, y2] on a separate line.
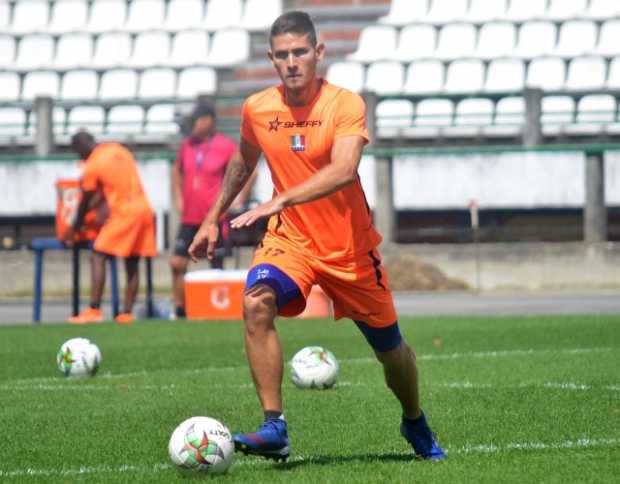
[384, 253, 469, 291]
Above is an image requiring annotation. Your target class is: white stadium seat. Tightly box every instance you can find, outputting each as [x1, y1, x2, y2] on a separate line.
[545, 0, 588, 21]
[205, 29, 249, 66]
[145, 104, 178, 133]
[565, 57, 606, 91]
[11, 0, 49, 34]
[0, 0, 10, 31]
[0, 35, 16, 69]
[476, 22, 517, 60]
[87, 0, 128, 33]
[177, 67, 217, 98]
[138, 68, 177, 99]
[21, 71, 61, 101]
[483, 97, 524, 138]
[514, 21, 557, 59]
[565, 94, 616, 136]
[484, 59, 525, 93]
[461, 0, 508, 23]
[375, 99, 414, 138]
[92, 32, 132, 69]
[593, 20, 620, 58]
[378, 0, 428, 26]
[443, 59, 485, 94]
[526, 57, 567, 91]
[426, 0, 468, 25]
[554, 21, 597, 58]
[203, 0, 242, 31]
[241, 0, 282, 31]
[0, 72, 20, 102]
[348, 25, 397, 63]
[505, 0, 547, 22]
[168, 30, 210, 67]
[542, 96, 575, 136]
[129, 31, 171, 68]
[326, 61, 365, 93]
[606, 57, 620, 89]
[54, 33, 94, 70]
[434, 23, 477, 61]
[99, 69, 139, 99]
[365, 61, 404, 95]
[584, 0, 620, 20]
[392, 24, 436, 62]
[444, 98, 494, 138]
[68, 106, 105, 134]
[48, 0, 89, 34]
[15, 35, 55, 71]
[164, 0, 204, 31]
[60, 70, 99, 100]
[125, 0, 166, 32]
[410, 99, 454, 138]
[107, 105, 144, 134]
[0, 108, 27, 137]
[403, 60, 445, 95]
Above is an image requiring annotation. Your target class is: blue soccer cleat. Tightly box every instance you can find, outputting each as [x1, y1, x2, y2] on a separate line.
[400, 413, 446, 460]
[233, 417, 290, 462]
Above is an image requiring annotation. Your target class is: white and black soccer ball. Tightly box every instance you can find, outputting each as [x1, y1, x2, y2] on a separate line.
[290, 346, 339, 389]
[56, 337, 101, 378]
[168, 416, 235, 474]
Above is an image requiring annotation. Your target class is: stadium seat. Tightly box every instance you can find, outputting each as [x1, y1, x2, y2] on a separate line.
[15, 35, 55, 71]
[325, 61, 365, 93]
[593, 20, 620, 58]
[0, 72, 20, 102]
[168, 30, 210, 67]
[565, 94, 616, 136]
[138, 68, 177, 99]
[426, 0, 468, 25]
[541, 96, 575, 136]
[584, 0, 620, 20]
[554, 20, 597, 58]
[107, 105, 144, 134]
[67, 106, 105, 134]
[0, 108, 27, 137]
[0, 0, 9, 32]
[92, 32, 132, 69]
[10, 0, 49, 34]
[391, 24, 436, 62]
[365, 61, 405, 95]
[565, 56, 606, 91]
[0, 35, 16, 69]
[444, 98, 494, 138]
[48, 0, 89, 34]
[164, 0, 204, 31]
[607, 99, 620, 135]
[21, 71, 61, 101]
[434, 23, 477, 61]
[177, 67, 217, 98]
[606, 57, 620, 89]
[514, 21, 557, 58]
[205, 29, 249, 66]
[99, 69, 139, 99]
[203, 0, 242, 31]
[475, 22, 517, 60]
[241, 0, 282, 31]
[443, 59, 485, 94]
[526, 57, 567, 91]
[403, 60, 445, 95]
[544, 0, 588, 21]
[410, 99, 454, 138]
[87, 0, 128, 33]
[144, 104, 178, 133]
[504, 0, 547, 22]
[378, 0, 428, 26]
[483, 96, 524, 138]
[54, 33, 94, 70]
[129, 31, 171, 68]
[125, 0, 166, 32]
[484, 59, 525, 93]
[375, 99, 414, 138]
[347, 25, 397, 63]
[60, 70, 99, 100]
[461, 0, 508, 23]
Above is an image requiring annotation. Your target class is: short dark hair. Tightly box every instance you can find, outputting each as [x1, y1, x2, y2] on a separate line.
[190, 101, 216, 124]
[270, 10, 317, 47]
[70, 130, 95, 150]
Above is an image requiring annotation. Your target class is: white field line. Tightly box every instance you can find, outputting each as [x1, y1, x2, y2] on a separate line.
[5, 346, 616, 386]
[0, 437, 618, 479]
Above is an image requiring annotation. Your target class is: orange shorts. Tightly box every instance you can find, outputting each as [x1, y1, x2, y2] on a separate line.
[249, 235, 397, 328]
[94, 209, 157, 258]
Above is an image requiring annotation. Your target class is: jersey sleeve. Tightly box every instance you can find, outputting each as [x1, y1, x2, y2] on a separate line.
[334, 91, 369, 143]
[240, 99, 259, 146]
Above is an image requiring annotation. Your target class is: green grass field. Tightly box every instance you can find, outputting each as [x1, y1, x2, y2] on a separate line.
[1, 314, 619, 483]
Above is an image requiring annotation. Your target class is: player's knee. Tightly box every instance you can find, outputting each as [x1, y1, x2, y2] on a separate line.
[169, 255, 187, 273]
[376, 340, 414, 366]
[243, 285, 277, 321]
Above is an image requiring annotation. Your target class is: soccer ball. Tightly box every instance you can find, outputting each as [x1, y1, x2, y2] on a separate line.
[56, 337, 101, 378]
[290, 346, 339, 389]
[168, 416, 234, 474]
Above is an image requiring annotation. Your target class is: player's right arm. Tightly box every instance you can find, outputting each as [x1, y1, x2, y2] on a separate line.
[172, 146, 184, 214]
[187, 137, 261, 262]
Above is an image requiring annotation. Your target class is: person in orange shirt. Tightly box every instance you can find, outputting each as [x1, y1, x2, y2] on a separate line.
[189, 11, 444, 461]
[63, 131, 157, 324]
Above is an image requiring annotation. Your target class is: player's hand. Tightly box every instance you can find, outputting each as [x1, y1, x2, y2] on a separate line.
[62, 227, 75, 246]
[230, 198, 285, 228]
[187, 220, 219, 263]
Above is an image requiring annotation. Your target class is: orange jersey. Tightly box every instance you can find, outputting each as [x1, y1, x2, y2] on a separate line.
[241, 80, 382, 261]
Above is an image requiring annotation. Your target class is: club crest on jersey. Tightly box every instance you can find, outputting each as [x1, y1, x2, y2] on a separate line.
[291, 135, 305, 152]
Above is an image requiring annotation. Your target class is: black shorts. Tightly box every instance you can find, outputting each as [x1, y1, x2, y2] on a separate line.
[173, 223, 227, 258]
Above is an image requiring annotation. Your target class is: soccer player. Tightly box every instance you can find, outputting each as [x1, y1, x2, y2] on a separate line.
[170, 101, 255, 319]
[188, 11, 445, 461]
[64, 131, 157, 324]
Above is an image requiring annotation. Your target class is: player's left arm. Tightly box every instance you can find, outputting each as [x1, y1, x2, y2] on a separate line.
[230, 134, 364, 228]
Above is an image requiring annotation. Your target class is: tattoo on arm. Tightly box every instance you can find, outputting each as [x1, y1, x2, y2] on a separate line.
[213, 158, 255, 216]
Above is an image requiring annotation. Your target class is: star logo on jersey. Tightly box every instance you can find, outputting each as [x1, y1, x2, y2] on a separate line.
[268, 115, 282, 132]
